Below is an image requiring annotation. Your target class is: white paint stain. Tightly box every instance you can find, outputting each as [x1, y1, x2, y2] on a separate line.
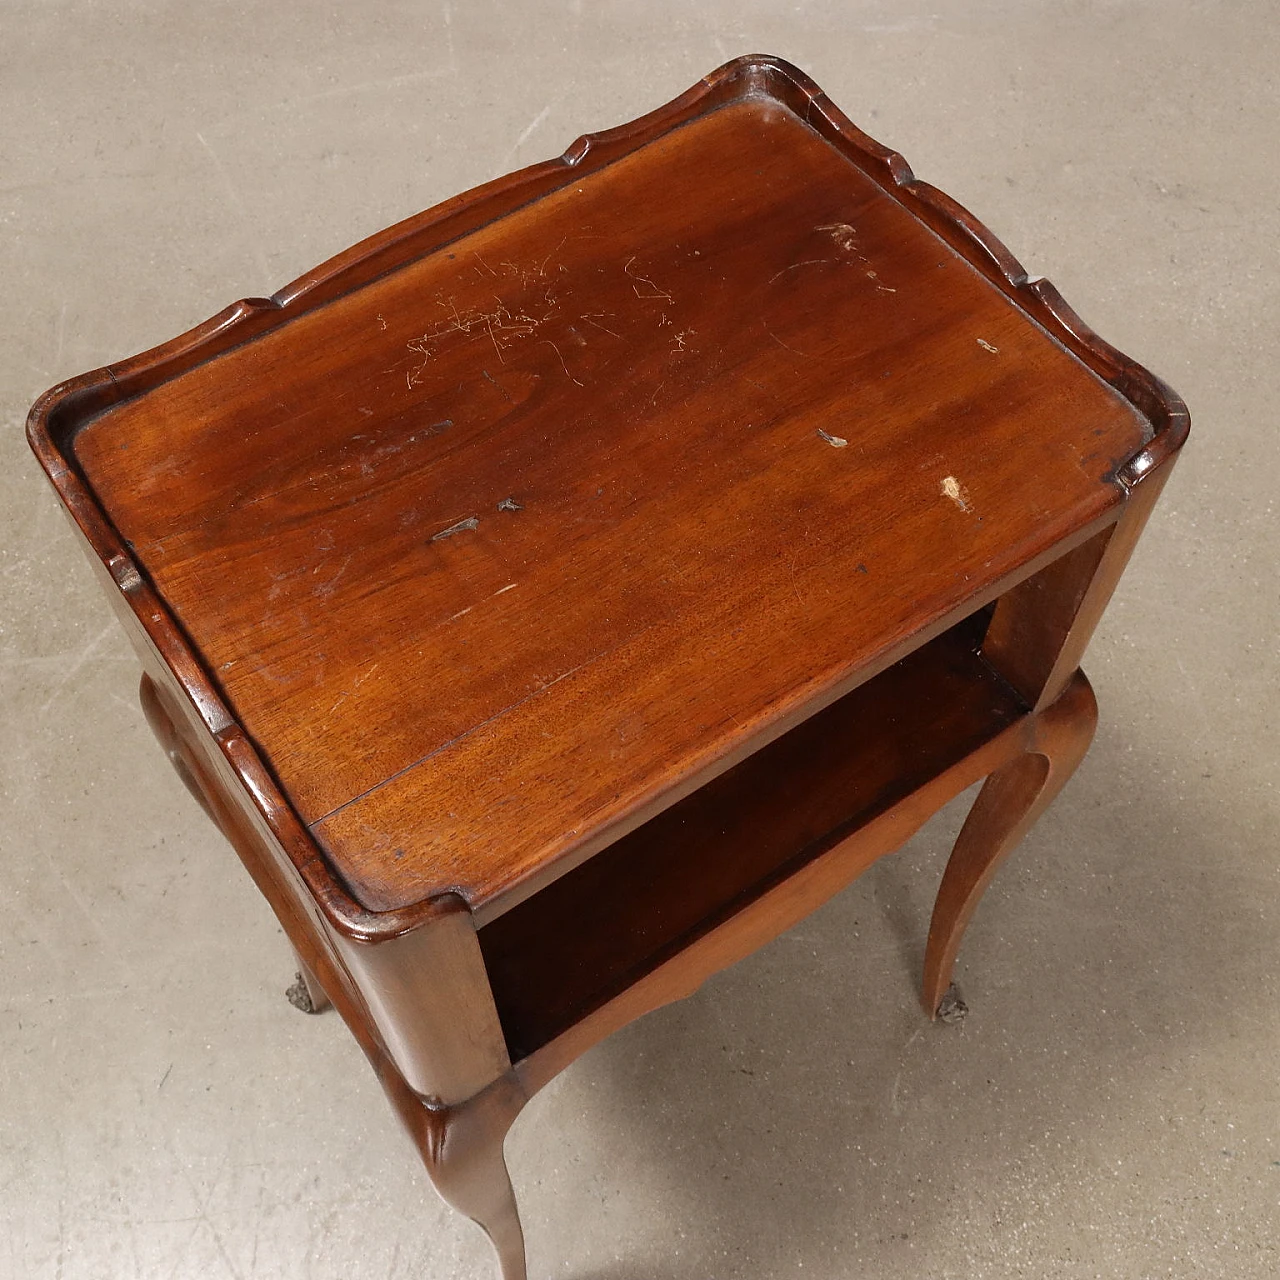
[941, 475, 972, 512]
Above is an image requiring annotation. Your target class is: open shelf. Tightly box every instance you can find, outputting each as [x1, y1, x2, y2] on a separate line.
[478, 610, 1025, 1062]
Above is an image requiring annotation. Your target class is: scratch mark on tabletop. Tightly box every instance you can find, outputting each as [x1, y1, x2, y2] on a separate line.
[976, 338, 999, 353]
[767, 329, 834, 362]
[493, 583, 518, 596]
[941, 475, 972, 512]
[326, 662, 381, 715]
[816, 222, 858, 251]
[406, 296, 548, 386]
[767, 259, 833, 285]
[624, 255, 674, 302]
[539, 338, 584, 386]
[314, 554, 353, 598]
[534, 654, 601, 693]
[483, 313, 505, 362]
[482, 368, 514, 401]
[817, 429, 848, 448]
[785, 552, 804, 608]
[536, 235, 569, 279]
[581, 311, 622, 338]
[497, 497, 523, 512]
[472, 251, 498, 278]
[432, 516, 480, 541]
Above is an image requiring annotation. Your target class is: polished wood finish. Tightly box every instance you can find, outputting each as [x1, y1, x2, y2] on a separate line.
[28, 56, 1186, 1279]
[922, 668, 1098, 1015]
[481, 610, 1022, 1061]
[43, 64, 1166, 925]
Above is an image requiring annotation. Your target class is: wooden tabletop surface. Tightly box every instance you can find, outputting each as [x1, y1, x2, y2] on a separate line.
[69, 81, 1150, 919]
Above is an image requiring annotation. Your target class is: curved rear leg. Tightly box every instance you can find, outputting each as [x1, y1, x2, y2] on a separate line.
[142, 674, 337, 1017]
[285, 948, 332, 1014]
[922, 669, 1098, 1017]
[139, 671, 219, 825]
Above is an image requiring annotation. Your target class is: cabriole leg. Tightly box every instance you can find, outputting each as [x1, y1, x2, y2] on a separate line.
[398, 1074, 528, 1280]
[922, 669, 1098, 1017]
[285, 948, 332, 1014]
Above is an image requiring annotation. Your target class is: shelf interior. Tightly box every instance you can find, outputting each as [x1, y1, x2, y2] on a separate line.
[478, 610, 1024, 1062]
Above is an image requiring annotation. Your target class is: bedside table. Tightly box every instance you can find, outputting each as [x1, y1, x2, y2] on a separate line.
[28, 56, 1187, 1279]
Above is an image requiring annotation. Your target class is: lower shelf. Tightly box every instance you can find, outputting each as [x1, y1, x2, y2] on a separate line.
[478, 612, 1024, 1062]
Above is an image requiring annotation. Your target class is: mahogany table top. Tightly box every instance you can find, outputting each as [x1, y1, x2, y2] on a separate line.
[43, 59, 1158, 920]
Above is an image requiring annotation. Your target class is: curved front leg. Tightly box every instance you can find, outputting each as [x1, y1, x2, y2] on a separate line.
[922, 669, 1098, 1017]
[398, 1074, 528, 1280]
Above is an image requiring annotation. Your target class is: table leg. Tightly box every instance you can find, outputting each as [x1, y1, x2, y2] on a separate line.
[139, 671, 219, 824]
[285, 948, 332, 1014]
[922, 668, 1097, 1017]
[142, 671, 526, 1275]
[393, 1073, 528, 1280]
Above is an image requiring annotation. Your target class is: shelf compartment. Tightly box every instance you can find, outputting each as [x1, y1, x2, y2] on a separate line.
[478, 612, 1025, 1062]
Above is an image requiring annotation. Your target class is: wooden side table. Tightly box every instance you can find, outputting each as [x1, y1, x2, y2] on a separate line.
[28, 57, 1187, 1279]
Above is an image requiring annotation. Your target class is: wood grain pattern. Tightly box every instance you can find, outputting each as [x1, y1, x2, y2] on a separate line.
[27, 55, 1185, 935]
[45, 79, 1155, 923]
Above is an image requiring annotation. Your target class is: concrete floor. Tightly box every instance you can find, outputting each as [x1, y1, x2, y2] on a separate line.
[2, 2, 1277, 1277]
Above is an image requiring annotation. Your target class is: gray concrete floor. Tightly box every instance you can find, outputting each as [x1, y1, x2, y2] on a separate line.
[2, 2, 1277, 1277]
